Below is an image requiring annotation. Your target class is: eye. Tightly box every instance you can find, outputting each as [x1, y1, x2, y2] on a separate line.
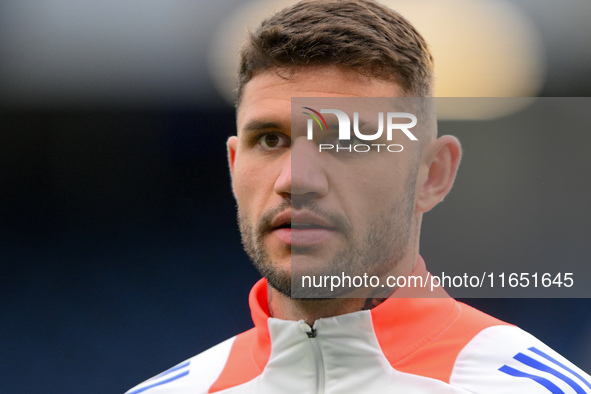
[258, 133, 290, 149]
[336, 137, 364, 149]
[322, 134, 364, 149]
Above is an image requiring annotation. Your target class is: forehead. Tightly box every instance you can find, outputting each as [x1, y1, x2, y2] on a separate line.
[237, 67, 405, 129]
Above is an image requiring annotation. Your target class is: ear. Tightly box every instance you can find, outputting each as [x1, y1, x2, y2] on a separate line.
[415, 135, 462, 213]
[227, 136, 238, 193]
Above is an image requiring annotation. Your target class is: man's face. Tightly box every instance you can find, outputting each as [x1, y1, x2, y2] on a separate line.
[228, 66, 423, 298]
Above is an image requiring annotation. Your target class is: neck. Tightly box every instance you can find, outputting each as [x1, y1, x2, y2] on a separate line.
[267, 255, 417, 326]
[267, 288, 378, 326]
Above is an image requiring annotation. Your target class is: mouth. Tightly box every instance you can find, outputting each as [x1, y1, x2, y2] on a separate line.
[270, 211, 338, 246]
[275, 222, 331, 230]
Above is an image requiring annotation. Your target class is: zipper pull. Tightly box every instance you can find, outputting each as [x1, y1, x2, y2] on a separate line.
[299, 321, 317, 338]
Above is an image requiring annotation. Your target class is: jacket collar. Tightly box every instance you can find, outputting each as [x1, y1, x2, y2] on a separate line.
[247, 256, 458, 368]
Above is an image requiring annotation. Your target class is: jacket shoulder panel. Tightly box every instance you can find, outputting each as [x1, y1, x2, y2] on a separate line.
[450, 325, 591, 393]
[377, 299, 508, 383]
[125, 336, 236, 394]
[209, 326, 270, 392]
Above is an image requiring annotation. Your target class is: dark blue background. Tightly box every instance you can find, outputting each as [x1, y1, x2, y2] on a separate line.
[1, 106, 590, 393]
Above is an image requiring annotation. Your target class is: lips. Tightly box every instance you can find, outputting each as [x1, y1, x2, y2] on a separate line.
[270, 210, 337, 246]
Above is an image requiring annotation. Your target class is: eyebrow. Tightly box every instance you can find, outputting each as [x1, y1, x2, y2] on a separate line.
[241, 119, 285, 134]
[326, 122, 340, 131]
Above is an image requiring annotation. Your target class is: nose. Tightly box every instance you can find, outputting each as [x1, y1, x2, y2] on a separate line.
[274, 137, 329, 199]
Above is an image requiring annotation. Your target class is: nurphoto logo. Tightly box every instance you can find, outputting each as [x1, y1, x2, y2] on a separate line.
[302, 107, 418, 153]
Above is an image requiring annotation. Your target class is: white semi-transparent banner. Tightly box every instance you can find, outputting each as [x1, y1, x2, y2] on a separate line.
[287, 97, 591, 298]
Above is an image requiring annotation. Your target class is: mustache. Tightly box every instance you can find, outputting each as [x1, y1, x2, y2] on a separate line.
[256, 199, 352, 240]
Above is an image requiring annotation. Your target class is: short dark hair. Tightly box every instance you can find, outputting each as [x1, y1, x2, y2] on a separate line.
[236, 0, 434, 104]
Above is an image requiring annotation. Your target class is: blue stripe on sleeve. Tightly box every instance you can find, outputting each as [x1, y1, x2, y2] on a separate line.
[499, 365, 564, 394]
[127, 370, 189, 394]
[528, 347, 591, 390]
[515, 353, 587, 394]
[147, 361, 190, 382]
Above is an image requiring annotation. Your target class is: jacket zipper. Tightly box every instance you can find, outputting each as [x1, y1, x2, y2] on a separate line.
[299, 321, 325, 394]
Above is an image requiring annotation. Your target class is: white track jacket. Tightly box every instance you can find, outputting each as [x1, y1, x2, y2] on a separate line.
[126, 258, 591, 393]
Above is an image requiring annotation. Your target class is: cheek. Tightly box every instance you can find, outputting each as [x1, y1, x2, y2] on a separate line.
[232, 161, 271, 214]
[339, 167, 409, 220]
[358, 179, 393, 213]
[233, 167, 256, 201]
